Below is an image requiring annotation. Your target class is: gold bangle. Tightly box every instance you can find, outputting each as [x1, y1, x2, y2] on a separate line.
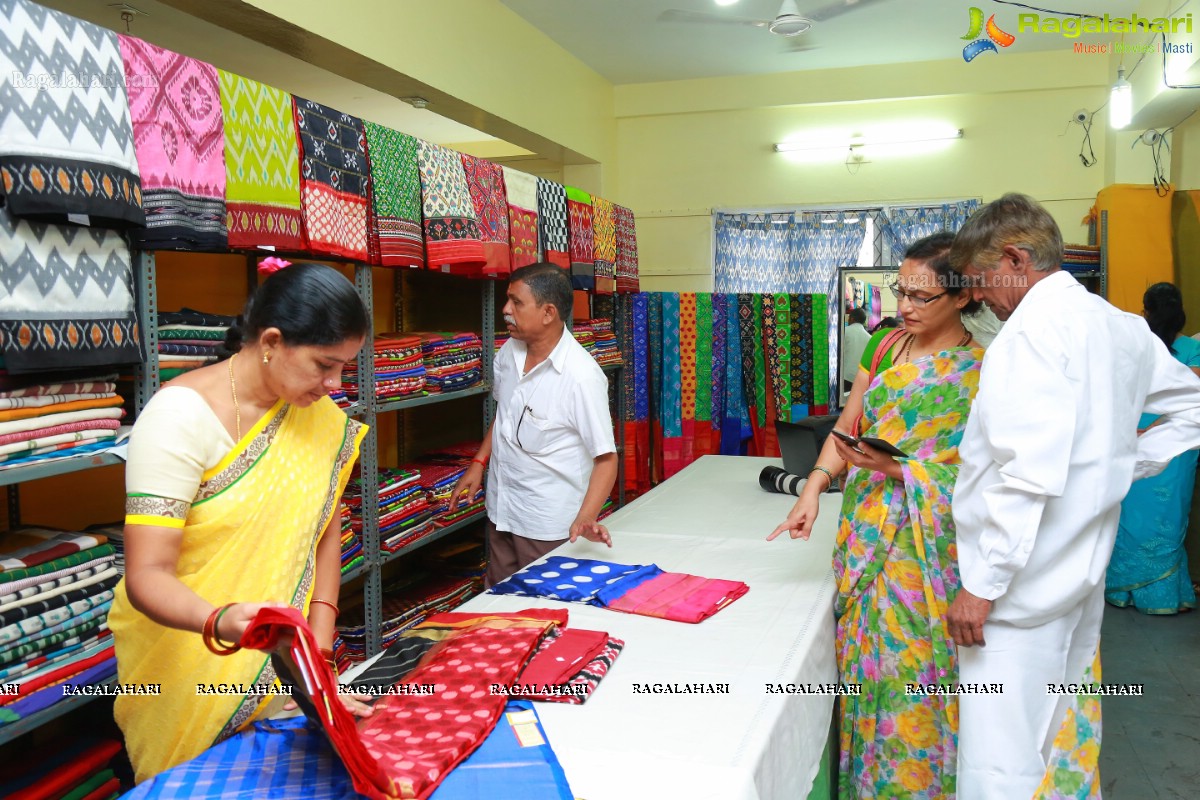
[310, 598, 340, 617]
[809, 466, 835, 488]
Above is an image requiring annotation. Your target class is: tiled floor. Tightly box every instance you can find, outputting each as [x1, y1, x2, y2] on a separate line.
[1099, 603, 1200, 799]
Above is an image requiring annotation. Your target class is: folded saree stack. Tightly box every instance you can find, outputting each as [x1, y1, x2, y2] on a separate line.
[0, 530, 119, 727]
[1062, 243, 1101, 273]
[335, 571, 477, 668]
[0, 372, 126, 469]
[340, 333, 425, 404]
[157, 309, 234, 380]
[344, 468, 436, 555]
[573, 318, 622, 367]
[416, 332, 483, 394]
[0, 737, 124, 800]
[338, 503, 360, 576]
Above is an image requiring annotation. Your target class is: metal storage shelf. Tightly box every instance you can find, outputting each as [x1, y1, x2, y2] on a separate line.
[0, 451, 124, 489]
[0, 675, 117, 747]
[379, 511, 487, 567]
[375, 385, 491, 414]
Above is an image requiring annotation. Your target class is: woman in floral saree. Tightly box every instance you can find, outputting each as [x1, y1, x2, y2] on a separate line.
[108, 264, 371, 782]
[771, 234, 983, 799]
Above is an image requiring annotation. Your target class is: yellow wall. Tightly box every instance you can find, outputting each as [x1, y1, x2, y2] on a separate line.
[240, 0, 616, 172]
[612, 51, 1111, 290]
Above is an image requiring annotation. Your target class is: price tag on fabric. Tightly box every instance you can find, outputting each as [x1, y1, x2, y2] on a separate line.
[67, 213, 90, 226]
[506, 709, 545, 748]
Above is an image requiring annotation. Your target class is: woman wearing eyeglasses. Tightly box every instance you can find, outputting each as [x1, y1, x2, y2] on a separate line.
[770, 232, 985, 800]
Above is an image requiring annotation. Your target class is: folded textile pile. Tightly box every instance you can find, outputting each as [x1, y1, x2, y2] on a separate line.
[0, 373, 126, 470]
[418, 531, 486, 592]
[0, 531, 119, 726]
[337, 503, 360, 577]
[597, 497, 616, 521]
[340, 333, 425, 404]
[157, 308, 235, 380]
[573, 318, 622, 367]
[416, 332, 483, 394]
[86, 523, 126, 575]
[1062, 243, 1101, 273]
[0, 737, 125, 800]
[249, 607, 563, 800]
[334, 572, 477, 669]
[344, 468, 436, 555]
[490, 555, 750, 624]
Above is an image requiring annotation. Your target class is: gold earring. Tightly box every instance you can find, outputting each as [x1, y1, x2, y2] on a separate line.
[262, 351, 270, 364]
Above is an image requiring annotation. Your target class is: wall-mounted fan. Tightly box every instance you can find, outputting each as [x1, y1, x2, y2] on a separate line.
[659, 0, 887, 50]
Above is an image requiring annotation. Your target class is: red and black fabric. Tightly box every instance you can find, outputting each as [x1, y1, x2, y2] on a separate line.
[459, 154, 510, 277]
[292, 96, 369, 260]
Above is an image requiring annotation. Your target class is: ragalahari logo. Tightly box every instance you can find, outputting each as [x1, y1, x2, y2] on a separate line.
[962, 7, 1016, 61]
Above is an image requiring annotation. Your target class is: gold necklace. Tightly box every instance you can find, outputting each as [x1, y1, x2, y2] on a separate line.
[903, 328, 972, 364]
[227, 353, 241, 440]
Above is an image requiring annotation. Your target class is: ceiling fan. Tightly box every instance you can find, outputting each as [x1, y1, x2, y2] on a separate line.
[659, 0, 887, 40]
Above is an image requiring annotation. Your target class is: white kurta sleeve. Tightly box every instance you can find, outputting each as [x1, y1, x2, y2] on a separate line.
[961, 330, 1077, 600]
[1133, 334, 1200, 480]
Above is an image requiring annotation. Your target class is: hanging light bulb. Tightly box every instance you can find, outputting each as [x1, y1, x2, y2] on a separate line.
[1110, 66, 1132, 129]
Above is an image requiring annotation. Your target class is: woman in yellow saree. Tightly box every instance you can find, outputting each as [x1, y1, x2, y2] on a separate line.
[107, 263, 370, 782]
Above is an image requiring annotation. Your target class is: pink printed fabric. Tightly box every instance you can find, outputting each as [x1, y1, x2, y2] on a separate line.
[117, 35, 226, 249]
[0, 418, 121, 446]
[605, 572, 749, 623]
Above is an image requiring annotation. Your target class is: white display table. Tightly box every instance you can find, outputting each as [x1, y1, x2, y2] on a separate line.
[452, 455, 842, 800]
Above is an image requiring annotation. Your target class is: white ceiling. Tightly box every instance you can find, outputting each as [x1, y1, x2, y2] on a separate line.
[501, 0, 1148, 84]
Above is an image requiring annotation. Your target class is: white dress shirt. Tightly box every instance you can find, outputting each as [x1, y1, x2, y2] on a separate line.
[487, 326, 616, 541]
[953, 270, 1200, 625]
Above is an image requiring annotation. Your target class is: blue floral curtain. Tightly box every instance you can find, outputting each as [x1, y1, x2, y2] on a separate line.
[713, 213, 795, 292]
[879, 199, 980, 264]
[714, 210, 865, 406]
[793, 213, 866, 406]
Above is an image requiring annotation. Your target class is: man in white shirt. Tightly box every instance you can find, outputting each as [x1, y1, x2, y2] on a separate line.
[945, 193, 1200, 799]
[841, 307, 870, 392]
[452, 262, 617, 587]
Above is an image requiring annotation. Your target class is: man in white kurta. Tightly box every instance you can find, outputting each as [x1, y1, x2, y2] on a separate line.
[945, 193, 1200, 800]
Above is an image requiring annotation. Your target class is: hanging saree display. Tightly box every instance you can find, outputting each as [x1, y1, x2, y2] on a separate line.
[834, 344, 982, 800]
[218, 69, 303, 249]
[416, 141, 485, 273]
[363, 123, 424, 268]
[109, 398, 365, 783]
[591, 196, 617, 295]
[118, 35, 225, 250]
[566, 187, 595, 291]
[537, 177, 570, 269]
[292, 97, 369, 261]
[502, 166, 540, 270]
[614, 205, 640, 293]
[0, 0, 144, 227]
[0, 204, 142, 373]
[460, 154, 510, 277]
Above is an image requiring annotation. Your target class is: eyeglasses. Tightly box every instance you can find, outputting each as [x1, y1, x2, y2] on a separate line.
[888, 282, 947, 306]
[515, 405, 537, 451]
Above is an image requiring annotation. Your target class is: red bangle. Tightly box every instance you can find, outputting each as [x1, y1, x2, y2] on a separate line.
[203, 604, 241, 656]
[471, 457, 487, 467]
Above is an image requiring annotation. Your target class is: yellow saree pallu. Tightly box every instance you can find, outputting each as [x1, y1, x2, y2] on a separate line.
[108, 397, 366, 783]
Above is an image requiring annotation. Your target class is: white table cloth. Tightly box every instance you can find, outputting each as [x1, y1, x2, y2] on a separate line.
[444, 455, 842, 800]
